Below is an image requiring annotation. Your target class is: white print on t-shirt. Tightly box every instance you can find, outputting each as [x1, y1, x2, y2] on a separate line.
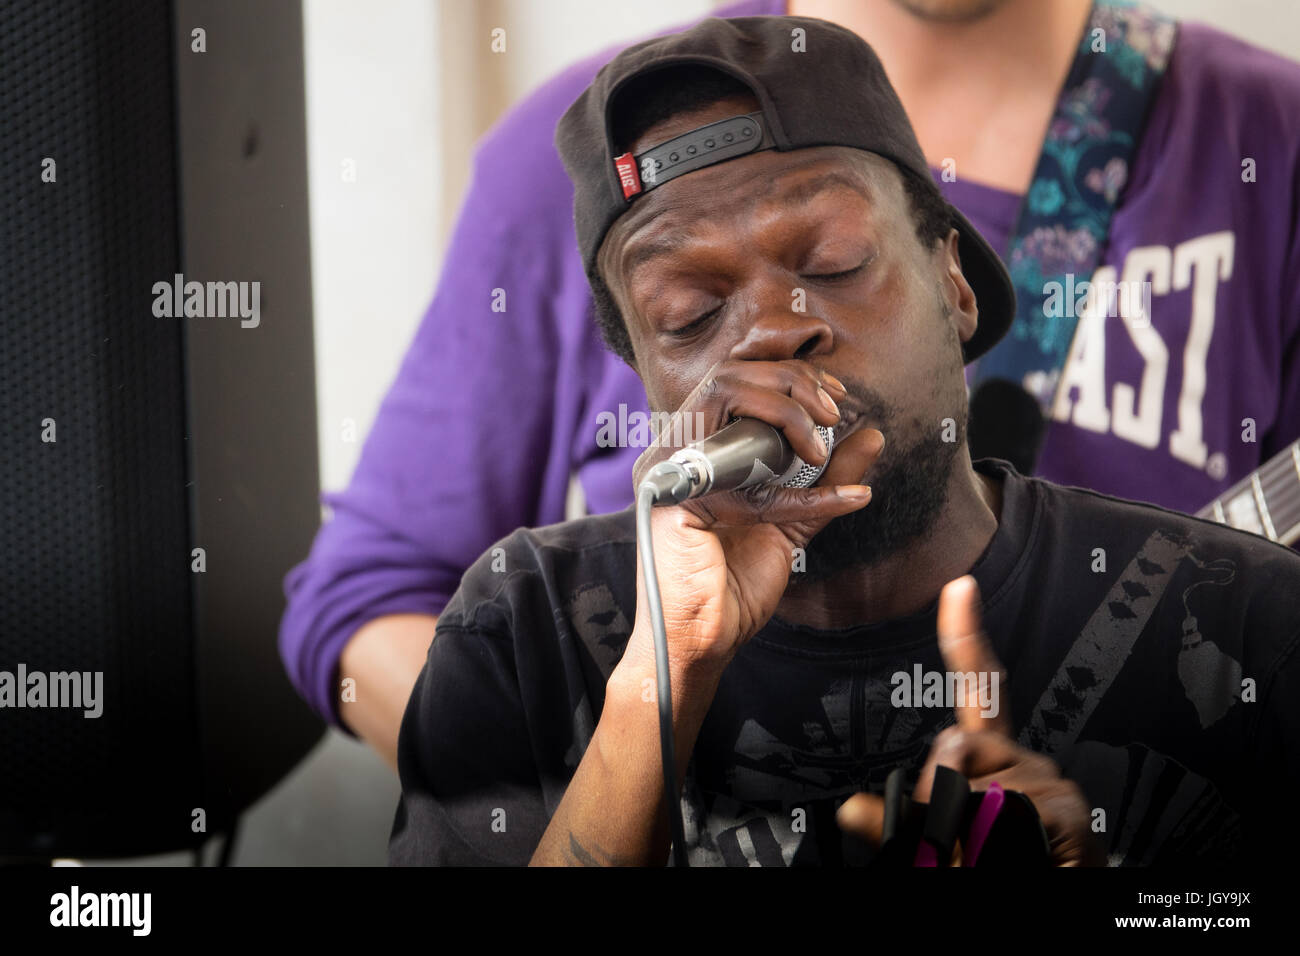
[1051, 230, 1235, 473]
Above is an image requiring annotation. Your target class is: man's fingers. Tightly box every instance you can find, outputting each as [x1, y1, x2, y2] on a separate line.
[838, 787, 961, 866]
[910, 726, 1030, 802]
[936, 575, 1011, 736]
[816, 426, 885, 490]
[681, 482, 873, 532]
[835, 792, 885, 845]
[675, 427, 884, 535]
[754, 426, 883, 543]
[911, 725, 967, 803]
[630, 359, 856, 488]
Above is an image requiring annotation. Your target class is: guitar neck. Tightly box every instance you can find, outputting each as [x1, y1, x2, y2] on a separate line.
[1196, 441, 1300, 546]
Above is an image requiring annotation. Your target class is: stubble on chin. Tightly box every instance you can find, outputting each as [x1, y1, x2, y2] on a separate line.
[795, 409, 964, 583]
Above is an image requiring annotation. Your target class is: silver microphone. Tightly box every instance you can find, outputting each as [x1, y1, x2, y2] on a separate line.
[642, 418, 836, 506]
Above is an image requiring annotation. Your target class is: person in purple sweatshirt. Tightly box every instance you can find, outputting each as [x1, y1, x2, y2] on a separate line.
[279, 0, 1300, 769]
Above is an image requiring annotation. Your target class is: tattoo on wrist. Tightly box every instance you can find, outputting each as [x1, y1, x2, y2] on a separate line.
[562, 832, 635, 866]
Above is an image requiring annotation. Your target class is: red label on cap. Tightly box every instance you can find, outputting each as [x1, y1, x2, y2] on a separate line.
[613, 152, 642, 199]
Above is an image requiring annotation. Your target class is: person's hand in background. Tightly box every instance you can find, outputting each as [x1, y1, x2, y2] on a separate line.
[836, 576, 1105, 866]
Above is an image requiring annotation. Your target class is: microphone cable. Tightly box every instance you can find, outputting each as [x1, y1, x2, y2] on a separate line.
[632, 422, 833, 867]
[635, 482, 690, 867]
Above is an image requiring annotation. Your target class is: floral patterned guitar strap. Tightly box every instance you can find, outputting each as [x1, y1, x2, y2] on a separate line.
[968, 1, 1178, 424]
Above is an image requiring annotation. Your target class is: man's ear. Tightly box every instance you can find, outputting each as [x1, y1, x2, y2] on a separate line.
[595, 238, 641, 372]
[940, 228, 979, 345]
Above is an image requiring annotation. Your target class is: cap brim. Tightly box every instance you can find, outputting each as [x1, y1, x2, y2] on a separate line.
[949, 205, 1015, 364]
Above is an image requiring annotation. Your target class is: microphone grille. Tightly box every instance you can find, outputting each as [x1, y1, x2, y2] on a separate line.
[779, 425, 836, 489]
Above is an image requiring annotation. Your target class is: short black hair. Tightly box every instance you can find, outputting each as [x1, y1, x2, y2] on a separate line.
[589, 64, 955, 365]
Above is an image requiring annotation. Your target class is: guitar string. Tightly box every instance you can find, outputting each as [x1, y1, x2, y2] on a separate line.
[1198, 441, 1300, 528]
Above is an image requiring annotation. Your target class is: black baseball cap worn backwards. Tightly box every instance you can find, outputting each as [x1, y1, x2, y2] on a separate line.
[555, 14, 1015, 363]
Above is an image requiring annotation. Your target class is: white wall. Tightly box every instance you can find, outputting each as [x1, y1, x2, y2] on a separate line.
[303, 0, 441, 495]
[493, 0, 714, 100]
[1151, 0, 1300, 59]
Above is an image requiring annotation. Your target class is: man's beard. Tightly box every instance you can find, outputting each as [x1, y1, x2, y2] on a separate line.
[796, 376, 967, 584]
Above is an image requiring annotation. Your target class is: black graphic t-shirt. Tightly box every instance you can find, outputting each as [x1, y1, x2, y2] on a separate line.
[389, 459, 1300, 866]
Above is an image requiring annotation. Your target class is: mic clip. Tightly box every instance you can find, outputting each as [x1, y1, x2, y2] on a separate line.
[641, 459, 698, 506]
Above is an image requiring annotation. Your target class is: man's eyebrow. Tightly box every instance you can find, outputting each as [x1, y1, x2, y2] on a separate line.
[761, 170, 872, 208]
[622, 231, 694, 279]
[620, 170, 872, 278]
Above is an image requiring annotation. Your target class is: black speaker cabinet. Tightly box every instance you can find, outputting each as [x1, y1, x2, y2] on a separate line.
[0, 0, 325, 858]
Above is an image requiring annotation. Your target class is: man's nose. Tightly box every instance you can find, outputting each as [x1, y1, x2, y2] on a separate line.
[727, 300, 834, 363]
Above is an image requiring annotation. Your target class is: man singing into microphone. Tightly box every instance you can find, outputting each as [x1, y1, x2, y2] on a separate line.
[388, 15, 1300, 866]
